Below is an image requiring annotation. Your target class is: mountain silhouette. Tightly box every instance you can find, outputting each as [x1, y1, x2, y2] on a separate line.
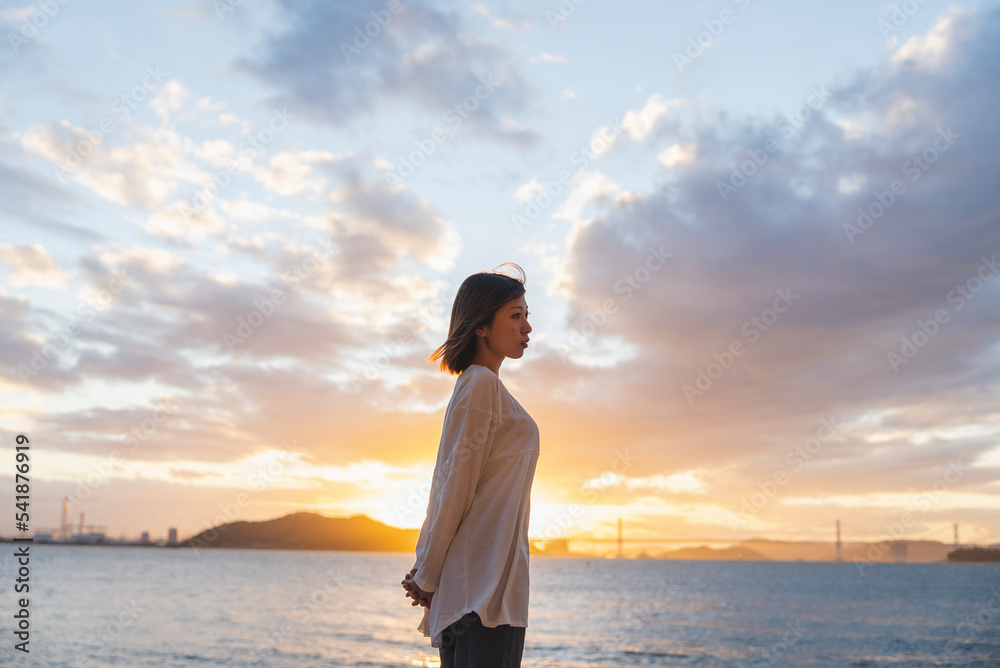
[947, 546, 1000, 562]
[178, 511, 419, 551]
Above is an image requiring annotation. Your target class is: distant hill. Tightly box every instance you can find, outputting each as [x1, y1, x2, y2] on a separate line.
[531, 538, 962, 561]
[174, 513, 982, 562]
[660, 544, 769, 561]
[178, 512, 419, 551]
[947, 547, 1000, 562]
[739, 538, 955, 563]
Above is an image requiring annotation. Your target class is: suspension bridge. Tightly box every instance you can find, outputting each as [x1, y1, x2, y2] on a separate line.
[531, 518, 997, 559]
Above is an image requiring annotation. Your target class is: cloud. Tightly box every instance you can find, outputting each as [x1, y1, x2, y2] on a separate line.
[530, 52, 569, 64]
[321, 158, 462, 278]
[529, 6, 1000, 519]
[0, 150, 104, 243]
[4, 1, 999, 543]
[514, 177, 545, 203]
[472, 4, 534, 33]
[217, 197, 301, 224]
[195, 95, 225, 113]
[0, 151, 464, 392]
[0, 292, 82, 392]
[551, 170, 626, 224]
[657, 143, 696, 167]
[892, 7, 970, 71]
[0, 7, 36, 22]
[191, 139, 237, 168]
[253, 149, 337, 196]
[150, 80, 190, 125]
[617, 94, 685, 145]
[21, 121, 208, 209]
[140, 202, 226, 246]
[0, 243, 70, 287]
[236, 0, 539, 148]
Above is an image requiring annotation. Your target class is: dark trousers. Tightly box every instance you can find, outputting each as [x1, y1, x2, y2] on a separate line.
[439, 611, 525, 668]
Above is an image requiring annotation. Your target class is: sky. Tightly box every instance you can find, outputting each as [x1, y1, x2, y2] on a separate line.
[1, 0, 998, 551]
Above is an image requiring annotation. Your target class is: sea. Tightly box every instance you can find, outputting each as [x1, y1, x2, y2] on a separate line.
[1, 545, 997, 667]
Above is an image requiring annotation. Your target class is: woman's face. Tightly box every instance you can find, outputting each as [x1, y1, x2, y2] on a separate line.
[483, 295, 532, 360]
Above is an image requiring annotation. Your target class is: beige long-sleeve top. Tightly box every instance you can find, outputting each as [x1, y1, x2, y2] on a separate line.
[411, 363, 540, 648]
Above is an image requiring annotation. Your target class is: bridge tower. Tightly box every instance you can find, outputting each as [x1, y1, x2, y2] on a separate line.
[616, 517, 624, 559]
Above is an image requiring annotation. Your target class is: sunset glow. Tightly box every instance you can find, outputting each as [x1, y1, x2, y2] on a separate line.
[1, 1, 998, 556]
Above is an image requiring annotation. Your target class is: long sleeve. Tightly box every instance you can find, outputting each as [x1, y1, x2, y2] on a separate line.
[410, 364, 540, 648]
[411, 403, 498, 593]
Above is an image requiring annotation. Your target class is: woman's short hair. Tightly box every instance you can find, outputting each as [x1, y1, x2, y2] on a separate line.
[428, 262, 526, 375]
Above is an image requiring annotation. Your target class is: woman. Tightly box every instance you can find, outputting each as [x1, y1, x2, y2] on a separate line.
[400, 262, 539, 667]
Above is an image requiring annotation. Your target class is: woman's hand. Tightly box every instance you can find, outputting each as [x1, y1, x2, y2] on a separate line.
[401, 568, 434, 608]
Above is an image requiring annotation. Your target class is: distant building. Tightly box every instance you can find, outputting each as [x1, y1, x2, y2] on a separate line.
[168, 528, 178, 545]
[69, 532, 105, 544]
[538, 539, 571, 556]
[34, 532, 54, 543]
[140, 531, 150, 544]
